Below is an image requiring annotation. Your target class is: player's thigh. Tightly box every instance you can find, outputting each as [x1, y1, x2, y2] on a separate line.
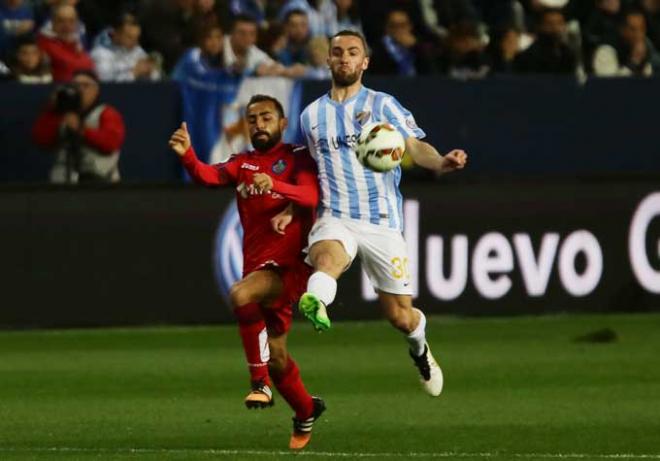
[306, 217, 357, 276]
[267, 331, 288, 371]
[354, 224, 413, 297]
[230, 269, 284, 307]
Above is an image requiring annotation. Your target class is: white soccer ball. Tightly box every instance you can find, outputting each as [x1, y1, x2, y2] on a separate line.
[355, 122, 405, 173]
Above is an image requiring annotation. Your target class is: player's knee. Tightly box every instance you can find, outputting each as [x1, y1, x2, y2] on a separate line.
[229, 284, 252, 308]
[313, 251, 341, 274]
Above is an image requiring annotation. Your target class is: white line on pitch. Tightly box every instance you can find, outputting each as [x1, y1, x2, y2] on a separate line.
[1, 447, 659, 459]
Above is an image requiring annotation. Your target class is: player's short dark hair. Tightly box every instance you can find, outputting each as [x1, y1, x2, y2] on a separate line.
[230, 13, 257, 32]
[246, 94, 285, 118]
[330, 30, 369, 56]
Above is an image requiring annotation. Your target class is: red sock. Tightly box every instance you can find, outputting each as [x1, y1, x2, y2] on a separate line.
[234, 303, 270, 386]
[271, 357, 313, 420]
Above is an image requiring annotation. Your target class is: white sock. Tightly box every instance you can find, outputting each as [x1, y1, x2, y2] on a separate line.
[406, 308, 427, 357]
[307, 271, 337, 306]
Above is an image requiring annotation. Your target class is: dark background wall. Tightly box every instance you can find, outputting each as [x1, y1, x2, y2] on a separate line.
[1, 178, 658, 328]
[1, 76, 659, 183]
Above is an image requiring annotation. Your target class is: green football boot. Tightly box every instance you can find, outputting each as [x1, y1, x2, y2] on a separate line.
[298, 293, 331, 332]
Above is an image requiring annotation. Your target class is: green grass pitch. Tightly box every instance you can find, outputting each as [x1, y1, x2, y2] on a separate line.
[1, 313, 659, 461]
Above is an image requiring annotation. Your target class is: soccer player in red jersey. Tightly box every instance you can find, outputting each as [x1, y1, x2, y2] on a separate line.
[169, 94, 325, 450]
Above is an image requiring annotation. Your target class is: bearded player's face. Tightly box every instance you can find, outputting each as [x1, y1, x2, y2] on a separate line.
[247, 101, 287, 151]
[328, 35, 369, 87]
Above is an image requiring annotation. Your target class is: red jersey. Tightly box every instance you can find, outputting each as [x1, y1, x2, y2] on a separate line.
[181, 143, 319, 274]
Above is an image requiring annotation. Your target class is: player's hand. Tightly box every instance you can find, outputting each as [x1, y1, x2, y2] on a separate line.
[253, 173, 273, 193]
[169, 122, 191, 157]
[271, 204, 294, 235]
[440, 149, 468, 173]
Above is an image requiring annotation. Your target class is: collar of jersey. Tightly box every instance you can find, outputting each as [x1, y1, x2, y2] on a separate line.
[325, 85, 366, 107]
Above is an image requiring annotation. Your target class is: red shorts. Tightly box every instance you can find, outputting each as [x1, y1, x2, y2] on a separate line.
[249, 259, 312, 336]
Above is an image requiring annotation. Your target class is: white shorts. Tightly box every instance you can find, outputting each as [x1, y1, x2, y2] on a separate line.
[306, 216, 412, 295]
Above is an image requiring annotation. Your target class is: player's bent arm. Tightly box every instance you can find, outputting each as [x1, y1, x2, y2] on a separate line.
[180, 146, 233, 186]
[405, 137, 446, 171]
[270, 156, 319, 208]
[270, 174, 319, 208]
[405, 137, 467, 174]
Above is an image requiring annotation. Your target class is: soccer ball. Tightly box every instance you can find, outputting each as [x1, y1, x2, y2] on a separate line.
[355, 122, 405, 173]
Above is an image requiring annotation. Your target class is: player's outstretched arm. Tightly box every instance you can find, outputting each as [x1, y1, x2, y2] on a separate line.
[405, 137, 468, 174]
[169, 122, 234, 186]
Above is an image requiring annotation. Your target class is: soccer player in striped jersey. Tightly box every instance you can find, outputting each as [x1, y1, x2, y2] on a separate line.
[296, 30, 467, 397]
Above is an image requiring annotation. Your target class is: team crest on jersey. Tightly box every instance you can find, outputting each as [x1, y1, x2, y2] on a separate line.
[355, 111, 371, 125]
[406, 118, 418, 130]
[271, 159, 287, 174]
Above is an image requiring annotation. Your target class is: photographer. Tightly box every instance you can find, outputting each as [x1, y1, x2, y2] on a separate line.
[32, 70, 126, 184]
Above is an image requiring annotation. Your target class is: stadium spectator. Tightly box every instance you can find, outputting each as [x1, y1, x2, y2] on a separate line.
[639, 0, 660, 50]
[223, 14, 275, 75]
[322, 0, 363, 37]
[418, 0, 480, 39]
[226, 14, 308, 77]
[358, 0, 429, 47]
[37, 0, 88, 49]
[487, 24, 522, 73]
[472, 0, 525, 30]
[139, 0, 219, 74]
[74, 1, 141, 42]
[229, 0, 283, 27]
[593, 8, 660, 76]
[32, 70, 126, 183]
[582, 0, 623, 71]
[172, 22, 242, 163]
[0, 0, 35, 59]
[304, 35, 331, 78]
[37, 4, 93, 81]
[278, 0, 327, 37]
[258, 20, 288, 58]
[8, 34, 52, 82]
[91, 13, 160, 82]
[369, 9, 435, 76]
[514, 8, 578, 74]
[441, 21, 489, 79]
[276, 9, 312, 66]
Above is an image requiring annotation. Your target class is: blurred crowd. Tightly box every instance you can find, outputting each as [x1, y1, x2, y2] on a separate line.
[1, 0, 660, 84]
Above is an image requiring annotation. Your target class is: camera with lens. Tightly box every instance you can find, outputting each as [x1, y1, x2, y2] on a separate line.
[54, 83, 82, 113]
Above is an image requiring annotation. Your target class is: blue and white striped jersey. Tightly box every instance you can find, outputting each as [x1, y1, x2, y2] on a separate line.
[300, 86, 425, 231]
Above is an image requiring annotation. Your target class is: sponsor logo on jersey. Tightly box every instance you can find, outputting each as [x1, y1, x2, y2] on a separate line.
[272, 159, 287, 174]
[241, 163, 259, 171]
[315, 134, 360, 151]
